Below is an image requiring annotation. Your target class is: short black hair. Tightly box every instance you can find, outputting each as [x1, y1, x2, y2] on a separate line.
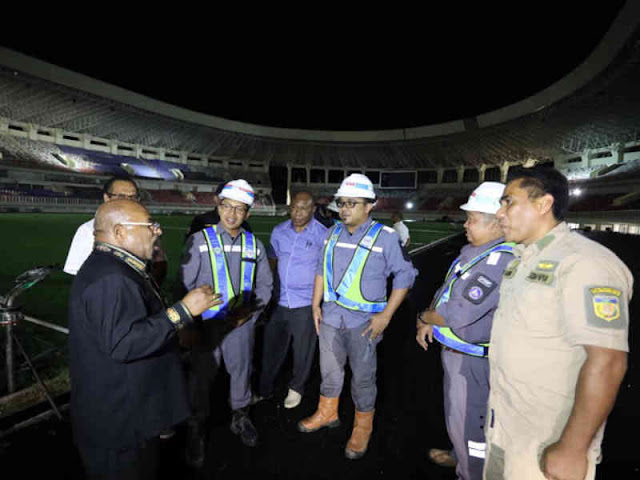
[291, 190, 315, 204]
[391, 210, 403, 220]
[103, 176, 138, 195]
[507, 165, 569, 221]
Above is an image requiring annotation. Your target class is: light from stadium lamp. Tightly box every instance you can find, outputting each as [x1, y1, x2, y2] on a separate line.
[571, 188, 582, 197]
[405, 201, 414, 209]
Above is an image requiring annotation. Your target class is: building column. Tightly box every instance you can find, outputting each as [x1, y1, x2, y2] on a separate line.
[500, 161, 510, 183]
[478, 164, 486, 183]
[437, 168, 444, 184]
[612, 143, 624, 164]
[457, 166, 465, 183]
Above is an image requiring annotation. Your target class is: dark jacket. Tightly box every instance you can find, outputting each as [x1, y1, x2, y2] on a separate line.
[68, 247, 191, 449]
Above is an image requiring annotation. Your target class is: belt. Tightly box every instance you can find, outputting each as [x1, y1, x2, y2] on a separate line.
[443, 346, 463, 355]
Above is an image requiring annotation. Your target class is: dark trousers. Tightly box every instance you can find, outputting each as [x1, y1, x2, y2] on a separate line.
[78, 438, 160, 480]
[258, 305, 318, 396]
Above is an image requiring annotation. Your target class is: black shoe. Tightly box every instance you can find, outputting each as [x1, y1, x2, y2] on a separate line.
[230, 408, 258, 447]
[185, 422, 206, 469]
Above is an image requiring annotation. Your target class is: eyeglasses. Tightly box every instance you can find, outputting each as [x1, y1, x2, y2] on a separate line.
[107, 192, 140, 201]
[219, 202, 248, 214]
[120, 221, 161, 232]
[335, 200, 367, 209]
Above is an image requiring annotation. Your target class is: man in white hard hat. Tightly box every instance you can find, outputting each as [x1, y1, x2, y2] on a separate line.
[416, 182, 514, 479]
[180, 179, 273, 463]
[298, 173, 417, 460]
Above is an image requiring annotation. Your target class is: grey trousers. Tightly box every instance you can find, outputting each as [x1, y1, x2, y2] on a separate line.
[318, 321, 381, 412]
[442, 348, 489, 480]
[188, 318, 255, 418]
[258, 305, 318, 396]
[212, 318, 255, 410]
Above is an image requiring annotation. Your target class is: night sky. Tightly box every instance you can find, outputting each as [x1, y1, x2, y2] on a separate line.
[0, 2, 627, 131]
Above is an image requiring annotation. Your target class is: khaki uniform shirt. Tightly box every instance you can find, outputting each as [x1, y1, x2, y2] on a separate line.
[485, 222, 632, 479]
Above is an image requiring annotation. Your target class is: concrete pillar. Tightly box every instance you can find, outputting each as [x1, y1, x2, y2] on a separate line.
[437, 168, 444, 184]
[500, 161, 510, 183]
[478, 164, 486, 183]
[457, 166, 465, 183]
[612, 143, 624, 164]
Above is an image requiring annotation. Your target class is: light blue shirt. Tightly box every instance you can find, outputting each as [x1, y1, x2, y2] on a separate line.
[270, 218, 327, 308]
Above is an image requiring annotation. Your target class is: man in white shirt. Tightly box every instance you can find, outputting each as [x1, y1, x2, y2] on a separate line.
[391, 211, 410, 249]
[64, 177, 141, 275]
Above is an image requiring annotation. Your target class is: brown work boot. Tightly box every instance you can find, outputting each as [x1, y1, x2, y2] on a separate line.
[344, 409, 374, 460]
[297, 396, 340, 432]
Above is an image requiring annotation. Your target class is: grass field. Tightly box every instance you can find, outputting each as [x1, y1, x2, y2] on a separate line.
[0, 212, 462, 397]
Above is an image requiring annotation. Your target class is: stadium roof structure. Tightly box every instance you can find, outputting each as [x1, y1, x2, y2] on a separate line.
[2, 1, 640, 171]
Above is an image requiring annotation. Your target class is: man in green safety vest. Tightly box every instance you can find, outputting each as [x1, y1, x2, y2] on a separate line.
[298, 173, 417, 460]
[180, 179, 273, 466]
[416, 182, 514, 480]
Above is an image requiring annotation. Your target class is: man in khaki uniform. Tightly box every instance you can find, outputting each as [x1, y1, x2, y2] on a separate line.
[484, 166, 632, 480]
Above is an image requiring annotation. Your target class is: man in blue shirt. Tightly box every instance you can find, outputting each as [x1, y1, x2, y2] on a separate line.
[298, 174, 417, 460]
[255, 191, 328, 409]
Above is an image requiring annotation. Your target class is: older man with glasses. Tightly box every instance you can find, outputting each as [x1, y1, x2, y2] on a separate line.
[298, 174, 417, 460]
[179, 179, 273, 465]
[68, 199, 220, 478]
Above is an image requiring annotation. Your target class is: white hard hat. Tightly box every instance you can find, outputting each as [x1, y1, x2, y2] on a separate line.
[334, 173, 376, 200]
[327, 200, 339, 213]
[460, 181, 505, 214]
[219, 179, 255, 206]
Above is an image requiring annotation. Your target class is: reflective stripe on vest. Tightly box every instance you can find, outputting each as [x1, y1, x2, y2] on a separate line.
[201, 226, 256, 320]
[323, 221, 387, 313]
[433, 242, 514, 357]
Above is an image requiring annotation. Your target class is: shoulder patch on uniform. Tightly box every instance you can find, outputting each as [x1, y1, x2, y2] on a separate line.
[383, 225, 395, 234]
[463, 273, 497, 305]
[199, 244, 208, 253]
[585, 286, 626, 329]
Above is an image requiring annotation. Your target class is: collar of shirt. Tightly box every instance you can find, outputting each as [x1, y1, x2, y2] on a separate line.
[94, 242, 148, 273]
[343, 216, 374, 237]
[215, 223, 246, 243]
[460, 237, 506, 259]
[516, 221, 569, 261]
[287, 217, 320, 235]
